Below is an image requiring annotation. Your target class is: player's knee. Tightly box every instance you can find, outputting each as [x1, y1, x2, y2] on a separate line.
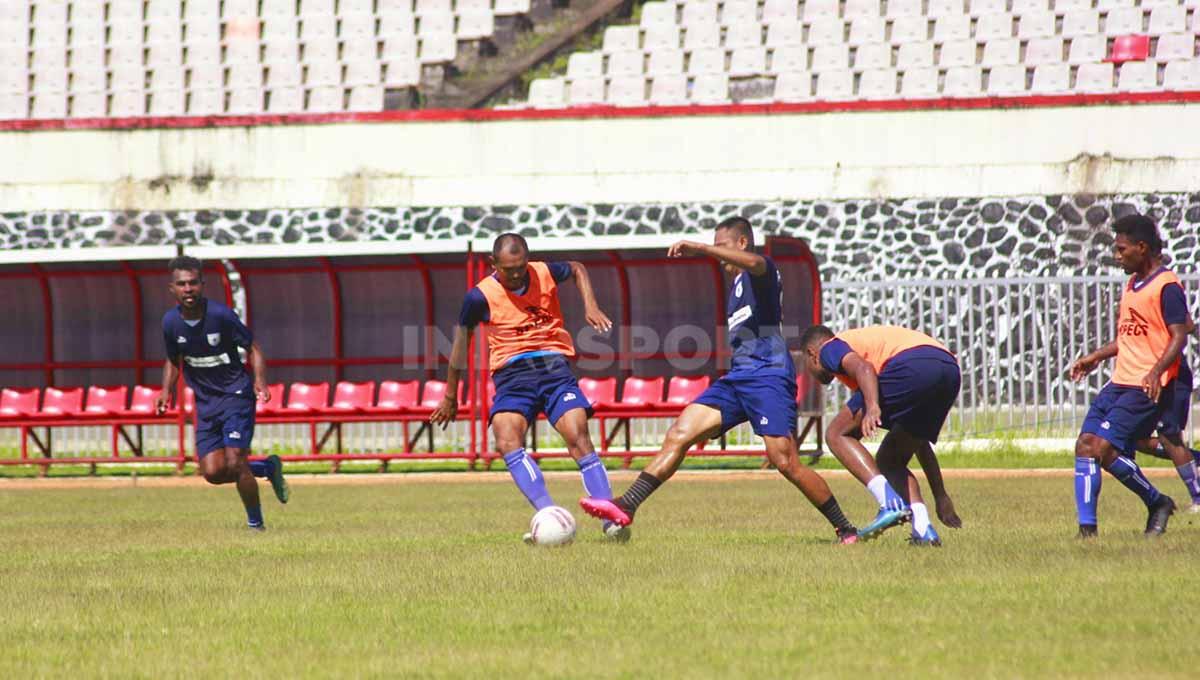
[663, 423, 696, 452]
[202, 468, 228, 484]
[1074, 434, 1102, 460]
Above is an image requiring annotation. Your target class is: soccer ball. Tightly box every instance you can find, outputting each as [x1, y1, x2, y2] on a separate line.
[529, 506, 577, 547]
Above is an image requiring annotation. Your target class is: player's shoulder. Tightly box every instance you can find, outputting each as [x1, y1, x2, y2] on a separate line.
[205, 298, 235, 317]
[161, 305, 181, 326]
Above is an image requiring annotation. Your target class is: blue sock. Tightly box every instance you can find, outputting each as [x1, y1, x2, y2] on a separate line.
[1106, 455, 1162, 508]
[246, 504, 264, 528]
[248, 459, 270, 478]
[1191, 448, 1200, 466]
[1176, 462, 1200, 504]
[576, 452, 613, 499]
[503, 448, 554, 511]
[1075, 457, 1101, 526]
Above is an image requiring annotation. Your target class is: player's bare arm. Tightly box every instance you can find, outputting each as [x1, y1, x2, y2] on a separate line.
[1142, 322, 1189, 401]
[667, 240, 767, 275]
[246, 342, 270, 403]
[154, 357, 180, 415]
[842, 352, 883, 438]
[431, 325, 471, 427]
[567, 260, 613, 334]
[1070, 341, 1118, 381]
[916, 443, 961, 528]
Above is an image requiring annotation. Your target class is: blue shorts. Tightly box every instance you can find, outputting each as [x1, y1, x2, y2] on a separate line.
[490, 354, 591, 426]
[694, 371, 797, 438]
[194, 393, 256, 458]
[1155, 364, 1193, 437]
[1082, 382, 1175, 455]
[846, 346, 960, 444]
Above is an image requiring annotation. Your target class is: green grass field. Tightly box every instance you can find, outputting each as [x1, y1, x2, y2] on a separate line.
[1, 473, 1196, 678]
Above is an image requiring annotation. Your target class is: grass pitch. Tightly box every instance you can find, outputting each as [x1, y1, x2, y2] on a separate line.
[0, 473, 1196, 678]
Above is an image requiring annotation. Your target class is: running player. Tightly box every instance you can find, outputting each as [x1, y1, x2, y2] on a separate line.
[430, 233, 625, 541]
[1070, 214, 1189, 537]
[579, 217, 862, 544]
[798, 325, 963, 545]
[154, 256, 289, 530]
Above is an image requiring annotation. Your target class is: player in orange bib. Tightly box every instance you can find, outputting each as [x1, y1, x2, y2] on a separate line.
[798, 324, 963, 545]
[430, 234, 627, 542]
[1070, 214, 1190, 537]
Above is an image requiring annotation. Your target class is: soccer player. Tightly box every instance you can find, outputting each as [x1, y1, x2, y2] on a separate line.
[1070, 214, 1189, 537]
[154, 256, 289, 530]
[578, 217, 862, 544]
[430, 233, 625, 541]
[1133, 323, 1200, 512]
[797, 324, 963, 545]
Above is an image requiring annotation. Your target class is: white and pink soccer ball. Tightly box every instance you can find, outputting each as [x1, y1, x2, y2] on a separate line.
[529, 506, 577, 546]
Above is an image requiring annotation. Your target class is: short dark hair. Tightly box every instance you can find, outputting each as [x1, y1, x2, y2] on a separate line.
[798, 324, 834, 350]
[716, 216, 754, 247]
[1112, 214, 1163, 255]
[492, 232, 529, 258]
[168, 255, 203, 277]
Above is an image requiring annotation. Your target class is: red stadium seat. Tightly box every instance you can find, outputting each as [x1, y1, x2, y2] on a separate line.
[256, 383, 286, 414]
[663, 376, 710, 406]
[579, 376, 617, 407]
[0, 387, 40, 418]
[1109, 35, 1150, 63]
[125, 385, 162, 414]
[365, 380, 420, 412]
[420, 380, 448, 409]
[84, 385, 129, 415]
[285, 382, 330, 411]
[328, 380, 375, 413]
[40, 387, 84, 415]
[619, 376, 665, 407]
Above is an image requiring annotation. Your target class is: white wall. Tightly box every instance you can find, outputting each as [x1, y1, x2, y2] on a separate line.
[1, 103, 1197, 211]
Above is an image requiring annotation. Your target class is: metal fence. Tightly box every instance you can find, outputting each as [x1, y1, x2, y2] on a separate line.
[822, 274, 1200, 442]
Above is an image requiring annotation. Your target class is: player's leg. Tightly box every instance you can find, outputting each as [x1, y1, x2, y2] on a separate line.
[226, 398, 287, 504]
[877, 430, 939, 546]
[580, 402, 723, 527]
[540, 363, 618, 521]
[224, 447, 265, 530]
[1142, 383, 1200, 510]
[761, 434, 858, 542]
[825, 404, 909, 514]
[493, 411, 554, 511]
[1155, 431, 1200, 511]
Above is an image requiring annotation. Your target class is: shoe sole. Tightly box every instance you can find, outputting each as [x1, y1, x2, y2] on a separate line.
[267, 454, 289, 504]
[857, 509, 909, 542]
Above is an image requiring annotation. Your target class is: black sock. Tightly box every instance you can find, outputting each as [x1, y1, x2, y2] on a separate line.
[617, 472, 663, 516]
[818, 497, 855, 534]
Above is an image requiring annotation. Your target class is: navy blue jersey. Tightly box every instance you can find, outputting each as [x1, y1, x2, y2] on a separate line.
[163, 299, 254, 404]
[727, 256, 792, 375]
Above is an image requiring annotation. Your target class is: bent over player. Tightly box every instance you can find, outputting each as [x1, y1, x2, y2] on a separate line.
[1070, 214, 1189, 537]
[799, 325, 962, 545]
[155, 256, 289, 530]
[580, 217, 861, 544]
[430, 234, 625, 541]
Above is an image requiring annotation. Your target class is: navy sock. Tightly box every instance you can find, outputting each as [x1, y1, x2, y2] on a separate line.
[248, 459, 270, 478]
[246, 504, 264, 528]
[1074, 457, 1101, 527]
[1176, 462, 1200, 504]
[503, 448, 554, 510]
[1106, 455, 1162, 508]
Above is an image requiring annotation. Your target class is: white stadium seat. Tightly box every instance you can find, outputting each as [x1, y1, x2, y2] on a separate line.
[897, 41, 935, 69]
[1155, 33, 1197, 62]
[939, 40, 978, 68]
[969, 0, 1007, 16]
[607, 76, 647, 106]
[975, 13, 1015, 41]
[568, 76, 604, 105]
[1067, 35, 1107, 64]
[688, 48, 726, 75]
[927, 0, 964, 18]
[607, 51, 645, 77]
[933, 16, 971, 44]
[729, 47, 767, 77]
[1030, 63, 1070, 93]
[773, 71, 812, 101]
[690, 73, 729, 103]
[528, 78, 566, 108]
[811, 44, 850, 72]
[1074, 62, 1114, 92]
[647, 48, 685, 76]
[849, 18, 887, 45]
[1024, 38, 1065, 66]
[845, 0, 882, 20]
[762, 0, 799, 23]
[267, 86, 305, 112]
[724, 22, 763, 49]
[682, 3, 719, 27]
[987, 64, 1027, 95]
[1117, 61, 1159, 91]
[858, 68, 897, 99]
[149, 89, 186, 116]
[567, 52, 603, 79]
[807, 20, 845, 47]
[307, 85, 345, 112]
[771, 46, 809, 72]
[649, 74, 689, 105]
[347, 85, 383, 111]
[886, 0, 924, 19]
[900, 67, 940, 97]
[804, 0, 841, 23]
[721, 0, 758, 26]
[1018, 13, 1057, 40]
[855, 43, 893, 71]
[641, 3, 678, 29]
[70, 91, 107, 118]
[1061, 11, 1101, 39]
[814, 70, 854, 100]
[1104, 8, 1145, 36]
[943, 66, 983, 96]
[1148, 7, 1187, 35]
[981, 39, 1021, 67]
[684, 22, 721, 50]
[889, 17, 929, 44]
[603, 25, 641, 53]
[227, 87, 265, 114]
[1163, 60, 1200, 90]
[766, 22, 804, 48]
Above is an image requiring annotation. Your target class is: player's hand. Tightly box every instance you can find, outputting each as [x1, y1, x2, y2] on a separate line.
[153, 394, 170, 416]
[254, 381, 271, 404]
[860, 404, 883, 439]
[935, 494, 962, 529]
[1069, 355, 1099, 382]
[667, 240, 706, 258]
[430, 395, 457, 429]
[1142, 370, 1163, 402]
[585, 306, 613, 335]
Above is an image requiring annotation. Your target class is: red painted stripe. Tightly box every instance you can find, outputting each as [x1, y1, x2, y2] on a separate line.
[0, 90, 1196, 132]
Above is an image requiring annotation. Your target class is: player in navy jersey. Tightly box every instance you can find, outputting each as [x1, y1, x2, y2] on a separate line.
[154, 256, 289, 530]
[580, 217, 860, 543]
[1134, 323, 1200, 511]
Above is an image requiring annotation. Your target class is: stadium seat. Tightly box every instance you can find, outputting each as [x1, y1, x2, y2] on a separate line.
[578, 377, 618, 407]
[763, 0, 800, 23]
[1109, 35, 1151, 63]
[900, 67, 939, 97]
[1105, 8, 1145, 36]
[109, 89, 146, 116]
[383, 58, 420, 87]
[927, 0, 965, 18]
[1098, 0, 1137, 10]
[811, 44, 850, 72]
[285, 382, 331, 412]
[975, 13, 1015, 41]
[647, 49, 685, 76]
[691, 73, 729, 103]
[528, 77, 566, 107]
[607, 76, 647, 106]
[689, 48, 726, 75]
[227, 87, 265, 114]
[804, 0, 841, 23]
[943, 66, 983, 96]
[897, 41, 935, 69]
[419, 380, 451, 410]
[682, 2, 719, 27]
[380, 12, 416, 35]
[815, 69, 854, 99]
[0, 387, 39, 417]
[1075, 62, 1115, 92]
[939, 40, 978, 67]
[493, 0, 532, 13]
[343, 60, 381, 87]
[982, 39, 1020, 66]
[306, 61, 343, 87]
[457, 11, 495, 41]
[641, 2, 677, 29]
[889, 17, 929, 44]
[807, 19, 846, 47]
[663, 376, 711, 406]
[567, 52, 603, 79]
[149, 89, 186, 116]
[326, 381, 375, 413]
[771, 47, 809, 73]
[608, 51, 645, 77]
[859, 68, 898, 99]
[684, 22, 721, 50]
[1017, 12, 1056, 40]
[1155, 33, 1197, 62]
[855, 43, 893, 71]
[360, 380, 419, 413]
[643, 25, 682, 50]
[30, 93, 67, 119]
[844, 0, 882, 20]
[1024, 38, 1064, 67]
[347, 86, 383, 111]
[145, 0, 181, 22]
[1140, 0, 1181, 7]
[71, 66, 107, 93]
[263, 0, 299, 18]
[773, 70, 813, 101]
[418, 12, 455, 37]
[968, 0, 1006, 16]
[618, 376, 665, 407]
[300, 0, 336, 16]
[1030, 63, 1071, 93]
[40, 387, 84, 416]
[987, 65, 1027, 95]
[848, 18, 887, 45]
[568, 77, 604, 105]
[1061, 10, 1101, 39]
[603, 26, 641, 54]
[766, 22, 804, 48]
[933, 16, 971, 44]
[1117, 60, 1160, 90]
[83, 386, 129, 416]
[1012, 0, 1050, 12]
[1163, 59, 1200, 89]
[724, 22, 763, 49]
[146, 20, 184, 47]
[115, 386, 160, 416]
[267, 86, 305, 112]
[721, 0, 758, 26]
[416, 0, 452, 17]
[307, 85, 344, 112]
[1051, 0, 1089, 12]
[184, 88, 222, 115]
[1147, 7, 1187, 35]
[729, 47, 767, 77]
[186, 43, 223, 67]
[650, 74, 689, 104]
[886, 0, 924, 19]
[381, 36, 419, 61]
[419, 33, 457, 63]
[223, 0, 259, 19]
[268, 62, 302, 88]
[1068, 35, 1107, 64]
